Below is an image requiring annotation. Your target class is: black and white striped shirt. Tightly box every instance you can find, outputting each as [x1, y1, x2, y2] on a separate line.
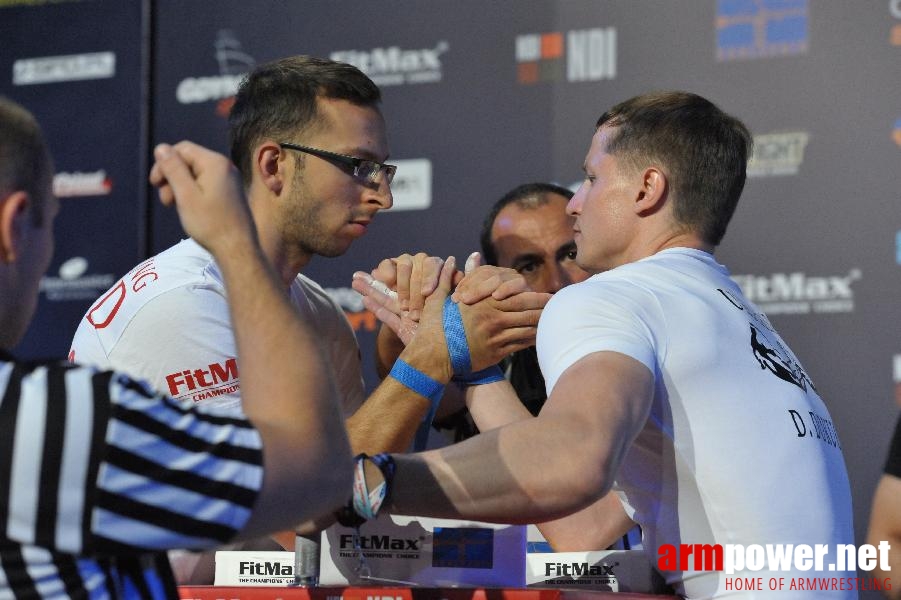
[0, 351, 264, 598]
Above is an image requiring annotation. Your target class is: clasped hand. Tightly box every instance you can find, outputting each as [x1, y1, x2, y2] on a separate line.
[352, 252, 550, 374]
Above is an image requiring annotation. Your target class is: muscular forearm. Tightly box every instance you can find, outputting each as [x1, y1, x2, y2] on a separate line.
[387, 414, 608, 524]
[345, 378, 432, 454]
[218, 239, 351, 537]
[347, 331, 453, 454]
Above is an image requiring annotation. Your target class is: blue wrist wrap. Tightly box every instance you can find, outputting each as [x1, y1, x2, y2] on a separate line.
[443, 297, 505, 385]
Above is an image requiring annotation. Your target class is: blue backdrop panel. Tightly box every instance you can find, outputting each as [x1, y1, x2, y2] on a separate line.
[1, 0, 147, 360]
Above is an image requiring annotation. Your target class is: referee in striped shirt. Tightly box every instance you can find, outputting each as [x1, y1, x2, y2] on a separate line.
[0, 97, 352, 598]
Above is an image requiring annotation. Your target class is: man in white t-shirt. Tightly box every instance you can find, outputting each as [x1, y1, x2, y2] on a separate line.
[70, 56, 546, 580]
[350, 91, 856, 599]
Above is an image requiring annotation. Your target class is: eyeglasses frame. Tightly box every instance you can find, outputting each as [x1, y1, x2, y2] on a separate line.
[279, 142, 396, 185]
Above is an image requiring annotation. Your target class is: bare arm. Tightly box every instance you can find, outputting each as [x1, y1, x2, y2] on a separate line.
[150, 142, 351, 539]
[866, 473, 901, 599]
[385, 351, 654, 524]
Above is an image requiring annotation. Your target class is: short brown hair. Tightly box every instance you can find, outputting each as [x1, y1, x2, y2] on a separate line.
[596, 91, 752, 246]
[228, 55, 381, 185]
[0, 97, 51, 226]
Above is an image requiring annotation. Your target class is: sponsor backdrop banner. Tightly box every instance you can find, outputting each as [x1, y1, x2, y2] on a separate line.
[0, 0, 147, 360]
[5, 3, 901, 595]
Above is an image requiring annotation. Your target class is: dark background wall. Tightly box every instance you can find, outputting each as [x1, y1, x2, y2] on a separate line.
[2, 2, 898, 595]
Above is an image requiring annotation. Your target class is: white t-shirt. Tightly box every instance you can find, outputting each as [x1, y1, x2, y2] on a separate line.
[70, 238, 365, 416]
[537, 248, 855, 599]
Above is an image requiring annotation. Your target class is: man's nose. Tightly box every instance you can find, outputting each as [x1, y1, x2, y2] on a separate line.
[365, 178, 393, 210]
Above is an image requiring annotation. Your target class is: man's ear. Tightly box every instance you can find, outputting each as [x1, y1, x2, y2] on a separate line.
[255, 141, 286, 195]
[0, 190, 29, 264]
[634, 167, 668, 215]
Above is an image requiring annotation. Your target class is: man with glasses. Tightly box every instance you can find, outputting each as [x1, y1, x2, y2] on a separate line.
[70, 55, 546, 582]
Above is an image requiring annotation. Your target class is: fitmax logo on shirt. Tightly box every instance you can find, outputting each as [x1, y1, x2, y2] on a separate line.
[165, 358, 239, 399]
[731, 269, 860, 315]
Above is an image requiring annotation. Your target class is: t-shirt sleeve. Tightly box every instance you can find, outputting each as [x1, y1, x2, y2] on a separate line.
[884, 414, 901, 478]
[537, 279, 661, 395]
[105, 285, 244, 408]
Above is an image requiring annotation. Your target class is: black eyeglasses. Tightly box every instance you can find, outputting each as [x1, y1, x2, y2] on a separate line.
[279, 142, 396, 185]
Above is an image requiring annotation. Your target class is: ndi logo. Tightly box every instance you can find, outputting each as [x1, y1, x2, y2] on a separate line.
[747, 131, 809, 177]
[516, 28, 616, 84]
[716, 0, 808, 61]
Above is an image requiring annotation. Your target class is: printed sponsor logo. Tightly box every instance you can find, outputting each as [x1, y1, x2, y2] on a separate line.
[13, 51, 115, 85]
[656, 542, 892, 593]
[331, 41, 448, 86]
[337, 533, 424, 560]
[164, 358, 239, 401]
[175, 30, 254, 117]
[731, 269, 861, 315]
[516, 27, 616, 84]
[891, 0, 901, 45]
[389, 159, 432, 211]
[892, 117, 901, 148]
[238, 561, 293, 576]
[234, 559, 294, 584]
[747, 131, 809, 177]
[39, 257, 115, 302]
[716, 0, 808, 62]
[53, 170, 112, 197]
[543, 560, 619, 580]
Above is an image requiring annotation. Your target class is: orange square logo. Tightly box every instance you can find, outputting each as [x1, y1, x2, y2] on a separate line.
[518, 62, 539, 84]
[541, 32, 564, 58]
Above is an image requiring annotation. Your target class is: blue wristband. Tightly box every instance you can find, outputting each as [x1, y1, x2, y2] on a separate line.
[389, 359, 445, 451]
[389, 359, 445, 404]
[443, 297, 506, 386]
